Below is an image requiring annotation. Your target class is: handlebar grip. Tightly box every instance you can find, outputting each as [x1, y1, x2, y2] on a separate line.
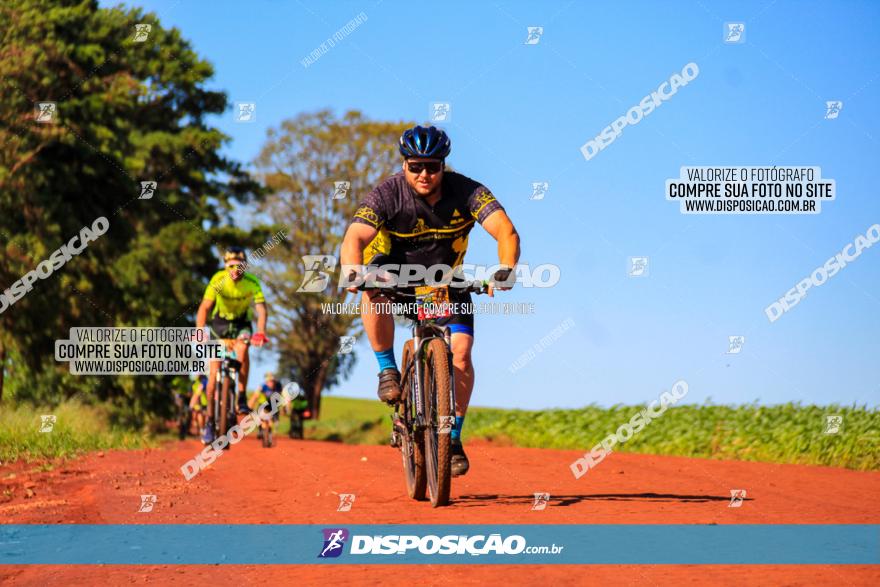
[464, 280, 490, 294]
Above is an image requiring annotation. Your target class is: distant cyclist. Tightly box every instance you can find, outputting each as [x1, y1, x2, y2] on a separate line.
[289, 385, 310, 416]
[173, 380, 194, 439]
[188, 375, 208, 433]
[340, 125, 520, 476]
[252, 372, 282, 441]
[195, 246, 270, 444]
[287, 382, 310, 439]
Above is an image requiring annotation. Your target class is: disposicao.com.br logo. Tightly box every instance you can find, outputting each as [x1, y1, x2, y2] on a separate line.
[318, 528, 563, 558]
[318, 528, 350, 558]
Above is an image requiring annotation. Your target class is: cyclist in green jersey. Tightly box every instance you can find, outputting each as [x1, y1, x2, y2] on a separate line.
[195, 247, 270, 444]
[188, 374, 209, 432]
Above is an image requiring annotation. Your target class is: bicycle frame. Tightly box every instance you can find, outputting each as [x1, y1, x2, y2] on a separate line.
[359, 278, 488, 505]
[367, 280, 485, 430]
[410, 322, 455, 430]
[212, 339, 241, 434]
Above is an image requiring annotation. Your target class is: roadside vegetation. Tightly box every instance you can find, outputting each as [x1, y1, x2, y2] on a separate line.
[0, 400, 151, 464]
[4, 397, 875, 471]
[300, 398, 880, 471]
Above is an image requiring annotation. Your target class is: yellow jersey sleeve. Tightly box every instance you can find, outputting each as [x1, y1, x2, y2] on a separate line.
[251, 276, 265, 304]
[203, 271, 224, 301]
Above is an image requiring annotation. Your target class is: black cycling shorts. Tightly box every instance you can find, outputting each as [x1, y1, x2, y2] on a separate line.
[210, 316, 253, 340]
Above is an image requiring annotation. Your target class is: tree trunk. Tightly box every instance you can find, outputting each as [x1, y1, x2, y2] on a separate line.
[307, 362, 329, 420]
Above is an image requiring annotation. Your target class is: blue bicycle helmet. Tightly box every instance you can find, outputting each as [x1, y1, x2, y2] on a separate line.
[398, 125, 451, 159]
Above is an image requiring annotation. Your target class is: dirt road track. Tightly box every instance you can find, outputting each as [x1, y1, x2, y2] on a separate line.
[2, 437, 878, 585]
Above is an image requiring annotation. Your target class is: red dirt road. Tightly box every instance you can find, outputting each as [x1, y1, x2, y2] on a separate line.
[2, 437, 878, 585]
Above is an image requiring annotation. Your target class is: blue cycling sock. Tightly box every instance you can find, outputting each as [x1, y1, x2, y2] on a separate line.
[451, 415, 465, 441]
[374, 348, 397, 372]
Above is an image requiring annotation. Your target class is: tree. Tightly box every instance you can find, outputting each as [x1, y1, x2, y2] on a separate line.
[254, 110, 413, 418]
[0, 0, 261, 414]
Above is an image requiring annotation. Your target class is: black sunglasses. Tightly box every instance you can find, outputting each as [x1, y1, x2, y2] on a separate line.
[406, 161, 443, 175]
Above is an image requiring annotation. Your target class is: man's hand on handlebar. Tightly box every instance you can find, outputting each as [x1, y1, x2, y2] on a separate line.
[487, 266, 514, 298]
[348, 265, 399, 297]
[345, 266, 365, 294]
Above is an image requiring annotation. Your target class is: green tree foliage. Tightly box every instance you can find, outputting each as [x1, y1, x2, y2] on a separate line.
[254, 110, 413, 417]
[0, 0, 260, 416]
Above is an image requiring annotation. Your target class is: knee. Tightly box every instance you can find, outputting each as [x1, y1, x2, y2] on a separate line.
[452, 351, 473, 373]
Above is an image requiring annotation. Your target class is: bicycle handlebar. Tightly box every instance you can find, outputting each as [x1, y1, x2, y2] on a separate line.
[354, 279, 490, 300]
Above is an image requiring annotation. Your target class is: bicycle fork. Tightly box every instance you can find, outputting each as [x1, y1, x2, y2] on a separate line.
[412, 330, 424, 428]
[443, 328, 457, 428]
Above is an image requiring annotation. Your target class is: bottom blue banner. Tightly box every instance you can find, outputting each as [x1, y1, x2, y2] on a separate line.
[1, 524, 876, 564]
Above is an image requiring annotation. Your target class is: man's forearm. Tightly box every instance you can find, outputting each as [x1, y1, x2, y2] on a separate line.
[255, 304, 267, 333]
[498, 231, 521, 268]
[340, 237, 366, 268]
[195, 305, 207, 329]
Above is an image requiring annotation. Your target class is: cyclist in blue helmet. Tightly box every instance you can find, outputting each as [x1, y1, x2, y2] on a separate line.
[340, 124, 521, 477]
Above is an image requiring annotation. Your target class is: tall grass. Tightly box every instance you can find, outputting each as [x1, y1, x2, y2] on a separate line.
[0, 401, 150, 463]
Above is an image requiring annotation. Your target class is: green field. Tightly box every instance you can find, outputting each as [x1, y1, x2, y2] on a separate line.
[292, 397, 879, 471]
[279, 395, 393, 445]
[464, 402, 879, 471]
[2, 397, 877, 470]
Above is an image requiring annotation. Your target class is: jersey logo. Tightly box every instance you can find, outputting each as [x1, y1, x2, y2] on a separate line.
[471, 191, 498, 219]
[413, 218, 429, 234]
[354, 205, 381, 227]
[450, 209, 465, 224]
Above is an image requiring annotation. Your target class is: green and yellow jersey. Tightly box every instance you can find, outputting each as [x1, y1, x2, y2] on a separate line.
[203, 270, 265, 320]
[191, 381, 208, 408]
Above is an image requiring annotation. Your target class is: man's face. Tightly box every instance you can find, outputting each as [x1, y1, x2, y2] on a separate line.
[226, 261, 244, 281]
[402, 158, 443, 197]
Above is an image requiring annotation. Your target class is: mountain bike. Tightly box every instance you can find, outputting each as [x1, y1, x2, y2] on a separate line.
[251, 391, 279, 448]
[212, 340, 242, 449]
[362, 279, 488, 507]
[260, 412, 275, 448]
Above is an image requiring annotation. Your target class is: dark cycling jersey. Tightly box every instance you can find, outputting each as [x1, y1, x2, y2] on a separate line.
[352, 171, 504, 267]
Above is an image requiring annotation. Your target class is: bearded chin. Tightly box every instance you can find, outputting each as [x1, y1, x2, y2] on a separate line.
[415, 182, 439, 198]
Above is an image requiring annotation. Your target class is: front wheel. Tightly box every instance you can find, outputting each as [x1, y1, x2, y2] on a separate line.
[218, 374, 234, 449]
[422, 338, 453, 507]
[400, 339, 426, 501]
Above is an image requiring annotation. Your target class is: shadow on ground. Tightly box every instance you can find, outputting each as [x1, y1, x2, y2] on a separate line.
[454, 492, 750, 507]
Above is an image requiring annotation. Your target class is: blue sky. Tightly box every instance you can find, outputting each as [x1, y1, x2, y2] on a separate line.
[108, 0, 880, 409]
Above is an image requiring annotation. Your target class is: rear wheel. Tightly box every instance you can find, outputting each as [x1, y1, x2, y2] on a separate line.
[422, 338, 453, 507]
[400, 340, 426, 500]
[219, 373, 232, 449]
